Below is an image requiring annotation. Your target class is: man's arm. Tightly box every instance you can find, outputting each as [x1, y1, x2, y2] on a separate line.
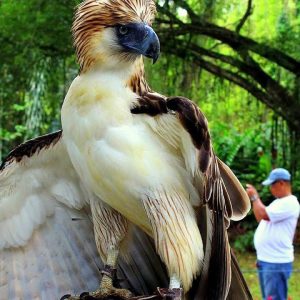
[246, 184, 270, 222]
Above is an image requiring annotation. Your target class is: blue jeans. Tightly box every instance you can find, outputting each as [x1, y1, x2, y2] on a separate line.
[257, 260, 292, 300]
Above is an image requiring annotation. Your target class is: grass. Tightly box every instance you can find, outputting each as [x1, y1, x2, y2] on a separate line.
[235, 247, 300, 300]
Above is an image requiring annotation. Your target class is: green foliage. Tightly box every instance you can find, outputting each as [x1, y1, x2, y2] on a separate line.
[233, 230, 254, 252]
[0, 0, 80, 158]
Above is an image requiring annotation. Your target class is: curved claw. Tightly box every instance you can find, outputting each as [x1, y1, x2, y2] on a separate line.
[59, 292, 94, 300]
[156, 287, 182, 300]
[80, 292, 91, 299]
[60, 295, 71, 300]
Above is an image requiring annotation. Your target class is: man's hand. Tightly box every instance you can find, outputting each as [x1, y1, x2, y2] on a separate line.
[245, 184, 269, 222]
[246, 184, 259, 201]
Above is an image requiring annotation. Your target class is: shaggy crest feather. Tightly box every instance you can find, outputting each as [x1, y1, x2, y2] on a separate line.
[73, 0, 156, 72]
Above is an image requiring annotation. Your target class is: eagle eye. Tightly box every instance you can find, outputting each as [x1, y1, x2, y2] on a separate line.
[118, 25, 129, 35]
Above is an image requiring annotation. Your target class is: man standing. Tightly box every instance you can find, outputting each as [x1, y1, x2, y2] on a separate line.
[246, 168, 300, 300]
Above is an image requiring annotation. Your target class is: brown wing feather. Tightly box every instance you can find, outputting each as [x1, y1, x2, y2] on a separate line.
[164, 96, 251, 298]
[227, 250, 253, 300]
[188, 153, 232, 299]
[166, 96, 211, 173]
[131, 94, 251, 298]
[0, 130, 62, 170]
[217, 157, 251, 221]
[131, 92, 167, 116]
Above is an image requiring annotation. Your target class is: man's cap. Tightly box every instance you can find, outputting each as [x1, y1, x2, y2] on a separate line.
[262, 168, 291, 186]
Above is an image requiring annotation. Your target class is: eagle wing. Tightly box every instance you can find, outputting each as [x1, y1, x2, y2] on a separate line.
[131, 93, 251, 299]
[0, 131, 104, 298]
[0, 131, 168, 299]
[131, 94, 250, 220]
[0, 131, 89, 249]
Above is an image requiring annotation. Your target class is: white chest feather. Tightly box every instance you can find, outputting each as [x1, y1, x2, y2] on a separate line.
[61, 73, 198, 232]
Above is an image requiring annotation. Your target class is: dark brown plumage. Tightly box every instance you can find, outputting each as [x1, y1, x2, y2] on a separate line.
[0, 130, 62, 170]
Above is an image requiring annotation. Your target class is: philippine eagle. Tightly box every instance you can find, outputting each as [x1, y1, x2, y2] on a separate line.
[0, 0, 252, 299]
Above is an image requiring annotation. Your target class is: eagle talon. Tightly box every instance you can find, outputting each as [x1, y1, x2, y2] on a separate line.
[60, 294, 72, 300]
[80, 292, 91, 299]
[156, 288, 182, 300]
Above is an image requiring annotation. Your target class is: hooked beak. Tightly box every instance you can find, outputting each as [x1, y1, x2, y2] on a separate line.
[116, 23, 160, 64]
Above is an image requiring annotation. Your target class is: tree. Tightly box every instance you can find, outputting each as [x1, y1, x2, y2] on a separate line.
[0, 0, 79, 160]
[154, 0, 300, 172]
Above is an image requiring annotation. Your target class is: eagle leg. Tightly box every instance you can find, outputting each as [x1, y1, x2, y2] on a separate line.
[60, 246, 132, 300]
[60, 199, 133, 300]
[88, 246, 132, 299]
[89, 200, 133, 298]
[154, 274, 182, 300]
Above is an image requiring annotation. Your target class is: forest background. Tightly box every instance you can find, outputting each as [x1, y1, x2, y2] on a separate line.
[0, 0, 300, 297]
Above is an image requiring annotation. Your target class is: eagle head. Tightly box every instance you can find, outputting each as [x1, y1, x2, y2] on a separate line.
[72, 0, 160, 73]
